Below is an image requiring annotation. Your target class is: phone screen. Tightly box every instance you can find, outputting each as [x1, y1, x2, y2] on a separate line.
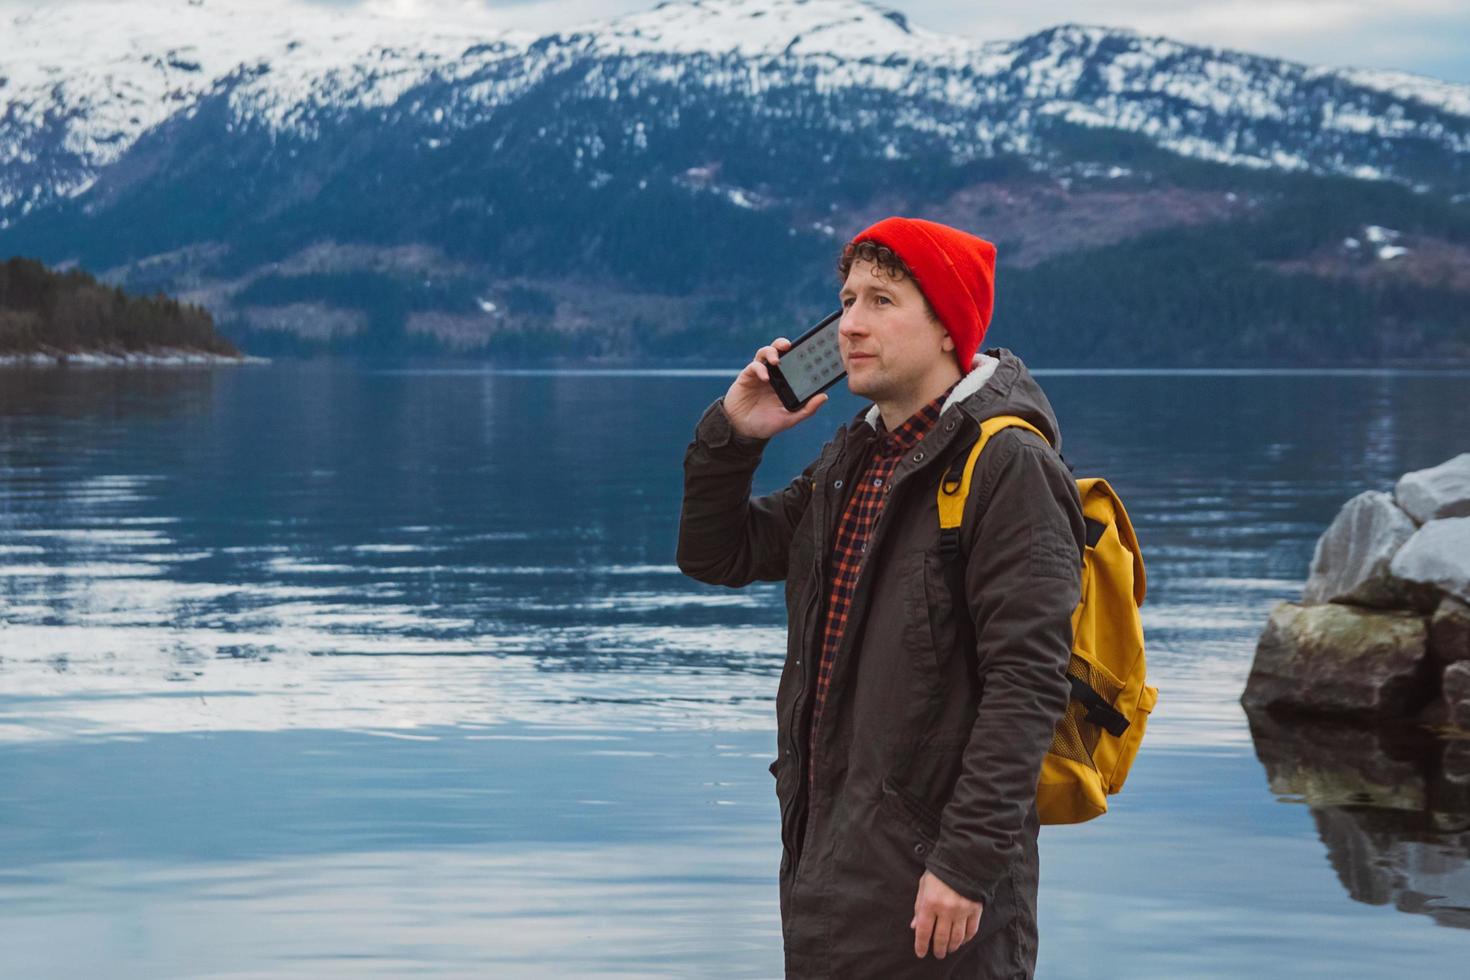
[774, 310, 844, 404]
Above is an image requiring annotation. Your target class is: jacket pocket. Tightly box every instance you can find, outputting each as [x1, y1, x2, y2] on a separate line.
[919, 546, 962, 672]
[880, 775, 1018, 942]
[900, 547, 962, 686]
[879, 774, 942, 859]
[899, 550, 940, 676]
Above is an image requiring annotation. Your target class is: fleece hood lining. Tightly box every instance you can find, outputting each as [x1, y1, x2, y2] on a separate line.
[862, 352, 1001, 430]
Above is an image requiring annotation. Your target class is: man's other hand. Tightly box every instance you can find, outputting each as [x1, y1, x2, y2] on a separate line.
[910, 869, 983, 959]
[722, 337, 828, 441]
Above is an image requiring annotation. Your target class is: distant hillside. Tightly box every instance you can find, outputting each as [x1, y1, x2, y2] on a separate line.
[3, 0, 1469, 365]
[0, 257, 244, 362]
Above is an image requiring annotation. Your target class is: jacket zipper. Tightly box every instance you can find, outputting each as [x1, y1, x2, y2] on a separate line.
[781, 559, 820, 874]
[797, 443, 871, 860]
[783, 435, 845, 876]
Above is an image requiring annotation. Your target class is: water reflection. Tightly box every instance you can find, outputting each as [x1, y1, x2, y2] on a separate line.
[0, 725, 783, 979]
[1246, 708, 1470, 929]
[4, 364, 1470, 976]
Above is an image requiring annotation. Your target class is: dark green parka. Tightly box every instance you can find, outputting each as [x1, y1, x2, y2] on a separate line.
[677, 348, 1085, 978]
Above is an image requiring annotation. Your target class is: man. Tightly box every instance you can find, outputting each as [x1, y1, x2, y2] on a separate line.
[677, 216, 1085, 978]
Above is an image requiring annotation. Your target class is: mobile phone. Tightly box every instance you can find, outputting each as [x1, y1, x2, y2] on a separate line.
[767, 309, 845, 412]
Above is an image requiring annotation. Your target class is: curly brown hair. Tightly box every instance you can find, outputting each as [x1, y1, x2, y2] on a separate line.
[835, 239, 939, 323]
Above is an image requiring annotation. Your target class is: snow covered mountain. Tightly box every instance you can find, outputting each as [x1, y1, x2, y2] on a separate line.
[4, 0, 1467, 224]
[2, 0, 1469, 364]
[0, 0, 523, 219]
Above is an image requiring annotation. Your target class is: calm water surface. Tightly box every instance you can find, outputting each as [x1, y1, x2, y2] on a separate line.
[1, 362, 1468, 978]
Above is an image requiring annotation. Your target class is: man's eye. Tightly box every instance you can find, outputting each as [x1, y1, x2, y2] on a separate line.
[876, 296, 891, 305]
[841, 297, 853, 308]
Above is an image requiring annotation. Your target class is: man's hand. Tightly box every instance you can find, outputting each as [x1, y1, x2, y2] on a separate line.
[911, 870, 983, 959]
[722, 337, 828, 441]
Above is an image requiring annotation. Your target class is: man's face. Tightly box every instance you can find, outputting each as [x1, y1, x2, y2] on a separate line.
[838, 257, 954, 405]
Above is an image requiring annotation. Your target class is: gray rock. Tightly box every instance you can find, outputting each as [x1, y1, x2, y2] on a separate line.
[1442, 661, 1470, 730]
[1303, 490, 1418, 607]
[1429, 596, 1470, 666]
[1395, 453, 1470, 524]
[1389, 517, 1470, 605]
[1243, 601, 1431, 720]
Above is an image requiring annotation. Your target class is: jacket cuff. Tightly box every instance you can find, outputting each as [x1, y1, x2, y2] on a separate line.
[695, 398, 770, 454]
[924, 844, 1005, 907]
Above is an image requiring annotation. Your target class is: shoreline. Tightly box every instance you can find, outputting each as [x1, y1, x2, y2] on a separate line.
[4, 351, 1468, 374]
[0, 347, 270, 368]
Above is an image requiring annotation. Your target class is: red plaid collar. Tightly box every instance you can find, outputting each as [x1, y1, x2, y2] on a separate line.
[872, 379, 960, 458]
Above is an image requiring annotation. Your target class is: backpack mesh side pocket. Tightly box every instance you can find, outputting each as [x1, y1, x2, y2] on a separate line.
[1048, 653, 1125, 769]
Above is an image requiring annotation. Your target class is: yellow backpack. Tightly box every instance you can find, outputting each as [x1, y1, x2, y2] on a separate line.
[936, 415, 1158, 825]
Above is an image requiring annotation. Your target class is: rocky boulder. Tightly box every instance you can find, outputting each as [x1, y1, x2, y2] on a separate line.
[1244, 602, 1431, 720]
[1246, 453, 1470, 729]
[1395, 452, 1470, 524]
[1302, 490, 1418, 607]
[1389, 517, 1470, 605]
[1430, 597, 1470, 666]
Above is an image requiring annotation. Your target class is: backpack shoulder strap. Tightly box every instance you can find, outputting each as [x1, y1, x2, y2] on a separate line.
[937, 414, 1047, 561]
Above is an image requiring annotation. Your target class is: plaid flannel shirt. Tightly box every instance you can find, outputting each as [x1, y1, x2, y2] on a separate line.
[806, 379, 959, 790]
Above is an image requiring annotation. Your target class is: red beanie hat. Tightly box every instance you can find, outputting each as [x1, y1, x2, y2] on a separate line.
[848, 216, 997, 372]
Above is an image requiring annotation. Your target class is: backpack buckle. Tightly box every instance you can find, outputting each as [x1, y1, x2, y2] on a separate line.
[938, 528, 961, 564]
[940, 454, 967, 496]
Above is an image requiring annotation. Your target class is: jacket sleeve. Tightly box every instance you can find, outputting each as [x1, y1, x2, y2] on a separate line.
[676, 397, 818, 587]
[923, 428, 1085, 906]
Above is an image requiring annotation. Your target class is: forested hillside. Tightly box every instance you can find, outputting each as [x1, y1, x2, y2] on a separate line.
[0, 258, 243, 359]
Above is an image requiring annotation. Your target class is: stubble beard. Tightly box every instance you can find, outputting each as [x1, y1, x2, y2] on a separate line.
[845, 362, 887, 404]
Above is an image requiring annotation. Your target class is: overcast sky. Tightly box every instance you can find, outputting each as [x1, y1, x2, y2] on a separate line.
[11, 0, 1470, 84]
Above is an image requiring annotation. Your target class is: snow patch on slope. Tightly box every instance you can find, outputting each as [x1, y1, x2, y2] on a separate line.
[566, 0, 976, 61]
[0, 0, 529, 203]
[2, 0, 1470, 219]
[1325, 66, 1470, 119]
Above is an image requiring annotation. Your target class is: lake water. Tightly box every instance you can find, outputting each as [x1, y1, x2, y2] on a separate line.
[1, 362, 1468, 978]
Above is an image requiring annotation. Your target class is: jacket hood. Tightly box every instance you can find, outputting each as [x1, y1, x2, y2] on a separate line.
[858, 347, 1065, 454]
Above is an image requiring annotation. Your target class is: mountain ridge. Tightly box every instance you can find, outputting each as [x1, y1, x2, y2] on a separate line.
[2, 0, 1469, 365]
[6, 0, 1468, 224]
